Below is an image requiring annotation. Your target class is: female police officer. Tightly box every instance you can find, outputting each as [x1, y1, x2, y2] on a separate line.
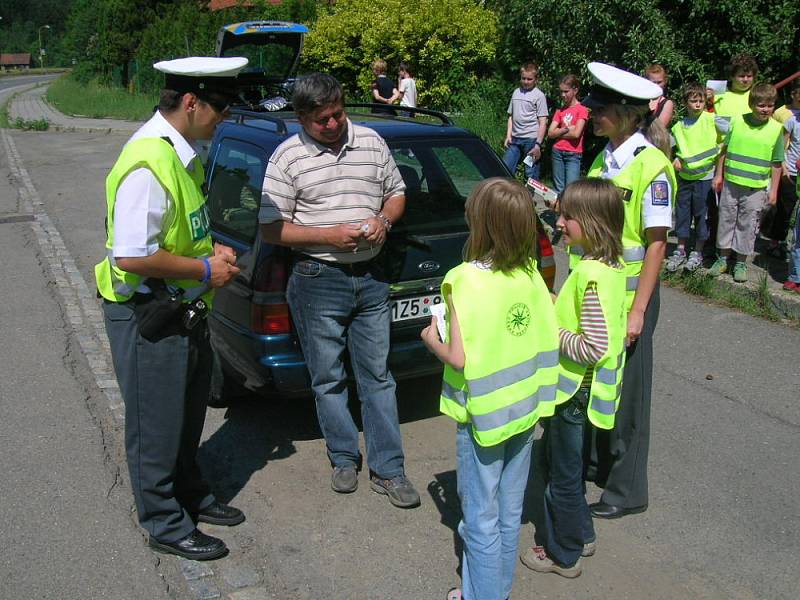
[575, 63, 676, 519]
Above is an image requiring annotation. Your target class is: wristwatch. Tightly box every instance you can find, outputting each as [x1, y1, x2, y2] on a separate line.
[377, 212, 392, 231]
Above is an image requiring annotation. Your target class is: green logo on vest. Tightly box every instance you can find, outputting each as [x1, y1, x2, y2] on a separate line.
[189, 204, 210, 241]
[506, 302, 531, 336]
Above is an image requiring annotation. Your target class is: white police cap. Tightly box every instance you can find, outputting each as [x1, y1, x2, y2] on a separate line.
[582, 62, 663, 110]
[153, 56, 248, 98]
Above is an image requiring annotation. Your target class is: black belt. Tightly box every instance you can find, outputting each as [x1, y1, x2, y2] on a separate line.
[294, 254, 378, 276]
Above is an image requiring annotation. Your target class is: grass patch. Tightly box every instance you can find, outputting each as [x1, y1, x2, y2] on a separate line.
[13, 117, 49, 131]
[0, 96, 10, 128]
[47, 75, 157, 121]
[662, 269, 790, 323]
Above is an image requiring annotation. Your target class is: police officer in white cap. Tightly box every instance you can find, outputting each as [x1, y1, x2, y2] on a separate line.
[574, 62, 676, 520]
[96, 56, 247, 560]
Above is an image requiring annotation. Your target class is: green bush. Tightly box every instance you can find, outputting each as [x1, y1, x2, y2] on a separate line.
[303, 0, 498, 109]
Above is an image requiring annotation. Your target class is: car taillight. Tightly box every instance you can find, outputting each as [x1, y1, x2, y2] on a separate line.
[251, 249, 291, 335]
[251, 303, 291, 334]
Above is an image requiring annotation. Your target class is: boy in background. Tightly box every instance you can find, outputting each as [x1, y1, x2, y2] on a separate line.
[710, 83, 784, 282]
[666, 83, 725, 272]
[762, 80, 800, 257]
[714, 53, 759, 128]
[503, 62, 548, 181]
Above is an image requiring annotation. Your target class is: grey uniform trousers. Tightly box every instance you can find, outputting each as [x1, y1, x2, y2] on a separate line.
[592, 284, 659, 509]
[103, 299, 216, 542]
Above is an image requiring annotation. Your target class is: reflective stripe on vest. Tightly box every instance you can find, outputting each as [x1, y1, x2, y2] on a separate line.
[437, 261, 560, 446]
[554, 259, 627, 429]
[587, 146, 676, 312]
[95, 137, 214, 305]
[723, 115, 782, 189]
[568, 245, 644, 270]
[671, 111, 719, 181]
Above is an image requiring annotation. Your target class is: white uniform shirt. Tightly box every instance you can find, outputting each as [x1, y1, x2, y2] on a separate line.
[599, 132, 673, 230]
[112, 111, 201, 258]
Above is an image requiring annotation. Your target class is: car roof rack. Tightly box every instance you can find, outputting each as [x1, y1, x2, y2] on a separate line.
[227, 102, 454, 134]
[229, 107, 290, 136]
[344, 103, 454, 126]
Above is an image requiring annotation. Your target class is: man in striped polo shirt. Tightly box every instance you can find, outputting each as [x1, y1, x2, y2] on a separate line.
[259, 73, 420, 508]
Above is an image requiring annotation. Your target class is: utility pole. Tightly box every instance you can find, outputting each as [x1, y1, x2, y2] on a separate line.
[38, 25, 51, 69]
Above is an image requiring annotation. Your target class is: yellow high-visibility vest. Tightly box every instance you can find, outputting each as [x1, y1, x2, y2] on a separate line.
[723, 115, 782, 189]
[439, 260, 560, 447]
[555, 259, 627, 429]
[672, 112, 719, 181]
[95, 137, 213, 305]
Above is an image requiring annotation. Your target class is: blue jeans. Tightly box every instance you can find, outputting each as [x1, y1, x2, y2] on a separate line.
[503, 137, 541, 181]
[675, 178, 712, 241]
[287, 258, 405, 478]
[541, 391, 595, 567]
[456, 423, 533, 600]
[788, 207, 800, 284]
[551, 148, 582, 194]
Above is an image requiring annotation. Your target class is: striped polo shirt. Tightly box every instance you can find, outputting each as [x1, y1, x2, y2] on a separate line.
[259, 120, 405, 263]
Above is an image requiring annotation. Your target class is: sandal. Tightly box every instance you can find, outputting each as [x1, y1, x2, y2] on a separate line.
[446, 587, 463, 600]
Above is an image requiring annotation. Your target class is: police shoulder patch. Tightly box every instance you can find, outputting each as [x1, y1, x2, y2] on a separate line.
[650, 181, 669, 206]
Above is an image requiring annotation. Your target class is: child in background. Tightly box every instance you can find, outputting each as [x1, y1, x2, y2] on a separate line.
[397, 61, 417, 116]
[666, 83, 725, 272]
[503, 62, 549, 181]
[710, 83, 784, 282]
[763, 79, 800, 257]
[370, 58, 398, 114]
[645, 64, 674, 126]
[547, 74, 589, 195]
[783, 162, 800, 294]
[421, 178, 560, 600]
[521, 179, 627, 579]
[714, 53, 759, 127]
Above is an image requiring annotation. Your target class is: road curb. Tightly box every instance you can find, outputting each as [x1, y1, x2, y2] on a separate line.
[663, 268, 800, 322]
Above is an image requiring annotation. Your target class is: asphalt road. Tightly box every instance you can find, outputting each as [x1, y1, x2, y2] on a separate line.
[0, 73, 59, 95]
[1, 128, 798, 599]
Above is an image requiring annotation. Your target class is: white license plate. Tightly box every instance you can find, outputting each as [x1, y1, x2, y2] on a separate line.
[391, 294, 442, 322]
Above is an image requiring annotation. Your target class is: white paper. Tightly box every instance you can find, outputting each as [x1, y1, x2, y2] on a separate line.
[430, 303, 447, 342]
[706, 80, 727, 95]
[523, 154, 534, 167]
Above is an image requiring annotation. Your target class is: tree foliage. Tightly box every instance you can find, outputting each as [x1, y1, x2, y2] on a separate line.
[303, 0, 497, 108]
[491, 0, 800, 101]
[0, 0, 75, 66]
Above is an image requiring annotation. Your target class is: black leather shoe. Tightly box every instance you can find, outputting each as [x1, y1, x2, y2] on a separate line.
[197, 501, 246, 526]
[149, 529, 228, 560]
[590, 502, 648, 519]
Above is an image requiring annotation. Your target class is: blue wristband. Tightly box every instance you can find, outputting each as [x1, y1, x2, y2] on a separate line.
[200, 257, 211, 283]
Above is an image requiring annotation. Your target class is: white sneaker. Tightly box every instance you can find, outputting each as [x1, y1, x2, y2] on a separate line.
[684, 251, 703, 272]
[665, 249, 687, 272]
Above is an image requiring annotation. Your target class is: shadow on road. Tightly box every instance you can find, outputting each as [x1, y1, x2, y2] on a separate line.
[199, 372, 443, 504]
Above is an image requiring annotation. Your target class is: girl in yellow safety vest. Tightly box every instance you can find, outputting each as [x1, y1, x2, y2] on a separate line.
[421, 177, 560, 600]
[521, 178, 627, 578]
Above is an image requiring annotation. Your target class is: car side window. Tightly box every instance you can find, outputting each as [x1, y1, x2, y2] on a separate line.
[429, 146, 486, 198]
[207, 139, 267, 244]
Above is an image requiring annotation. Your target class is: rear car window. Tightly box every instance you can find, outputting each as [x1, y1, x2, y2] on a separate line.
[207, 139, 267, 243]
[388, 139, 504, 235]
